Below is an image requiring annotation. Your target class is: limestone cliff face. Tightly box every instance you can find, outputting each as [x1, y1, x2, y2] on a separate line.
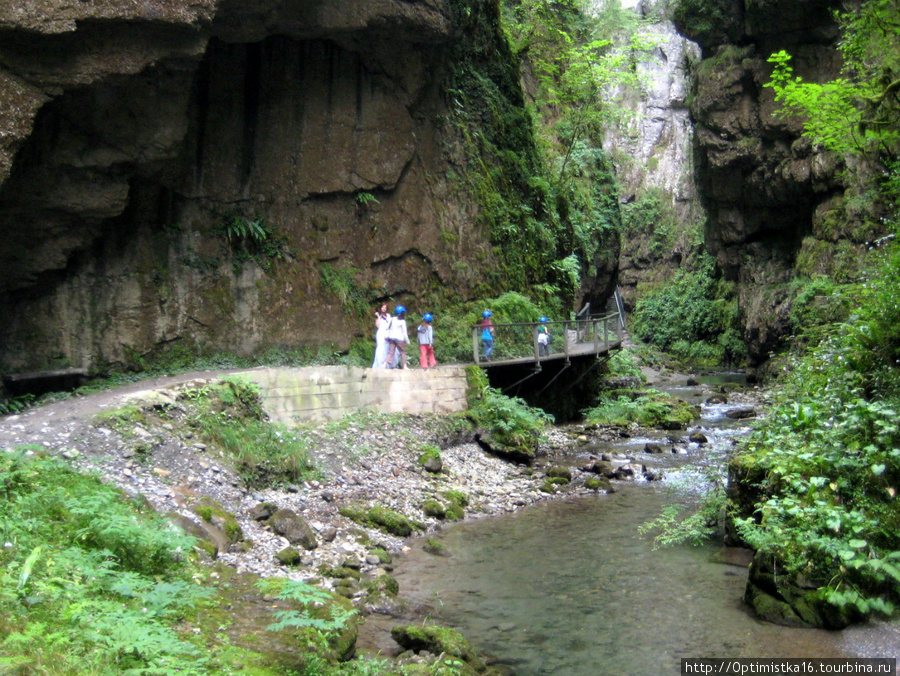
[675, 0, 881, 363]
[602, 0, 703, 311]
[0, 0, 506, 373]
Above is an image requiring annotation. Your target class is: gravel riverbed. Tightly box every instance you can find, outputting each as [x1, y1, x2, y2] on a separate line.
[0, 371, 631, 591]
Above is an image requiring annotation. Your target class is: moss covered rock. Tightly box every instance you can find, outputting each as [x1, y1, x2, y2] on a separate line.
[423, 498, 447, 519]
[269, 508, 318, 550]
[442, 489, 469, 508]
[275, 547, 302, 566]
[188, 496, 244, 547]
[390, 624, 485, 673]
[546, 466, 572, 480]
[417, 444, 443, 473]
[423, 536, 449, 556]
[584, 476, 613, 492]
[339, 504, 423, 537]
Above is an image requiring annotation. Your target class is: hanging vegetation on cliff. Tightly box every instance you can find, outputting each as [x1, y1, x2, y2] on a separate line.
[726, 0, 900, 627]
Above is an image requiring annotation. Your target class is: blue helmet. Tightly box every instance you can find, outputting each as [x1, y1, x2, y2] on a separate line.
[394, 305, 406, 315]
[539, 316, 548, 323]
[482, 310, 492, 318]
[423, 313, 434, 322]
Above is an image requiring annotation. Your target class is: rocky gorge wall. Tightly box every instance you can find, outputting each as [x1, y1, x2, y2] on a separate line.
[0, 0, 516, 375]
[673, 0, 887, 363]
[601, 0, 704, 312]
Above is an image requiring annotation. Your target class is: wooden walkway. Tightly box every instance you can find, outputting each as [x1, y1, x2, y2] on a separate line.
[472, 313, 623, 368]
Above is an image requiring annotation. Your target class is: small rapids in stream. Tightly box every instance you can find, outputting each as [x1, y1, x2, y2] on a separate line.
[372, 376, 900, 676]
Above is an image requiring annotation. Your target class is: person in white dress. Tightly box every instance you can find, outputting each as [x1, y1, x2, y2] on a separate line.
[372, 303, 390, 368]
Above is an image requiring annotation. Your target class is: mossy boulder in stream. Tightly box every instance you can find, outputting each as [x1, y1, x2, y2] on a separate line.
[584, 476, 613, 492]
[744, 552, 864, 629]
[391, 624, 486, 673]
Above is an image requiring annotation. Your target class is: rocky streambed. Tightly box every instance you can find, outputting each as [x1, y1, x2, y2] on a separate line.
[0, 368, 764, 668]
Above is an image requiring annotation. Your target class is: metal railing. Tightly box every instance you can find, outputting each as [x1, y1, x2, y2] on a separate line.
[471, 313, 622, 366]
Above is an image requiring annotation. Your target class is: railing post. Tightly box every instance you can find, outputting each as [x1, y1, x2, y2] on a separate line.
[473, 325, 480, 364]
[603, 316, 609, 350]
[533, 324, 540, 362]
[564, 320, 570, 361]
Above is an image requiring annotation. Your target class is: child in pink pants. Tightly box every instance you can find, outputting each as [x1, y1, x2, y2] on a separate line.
[417, 313, 437, 369]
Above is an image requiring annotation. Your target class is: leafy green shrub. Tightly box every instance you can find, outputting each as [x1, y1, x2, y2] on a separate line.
[631, 254, 744, 365]
[0, 450, 212, 674]
[187, 378, 316, 487]
[432, 291, 556, 365]
[639, 491, 728, 548]
[620, 189, 682, 257]
[583, 389, 697, 429]
[0, 393, 35, 416]
[728, 236, 900, 621]
[604, 348, 646, 382]
[257, 578, 356, 634]
[467, 377, 554, 456]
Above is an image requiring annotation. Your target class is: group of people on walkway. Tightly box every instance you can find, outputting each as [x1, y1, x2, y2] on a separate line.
[372, 304, 437, 370]
[477, 311, 551, 361]
[373, 305, 553, 368]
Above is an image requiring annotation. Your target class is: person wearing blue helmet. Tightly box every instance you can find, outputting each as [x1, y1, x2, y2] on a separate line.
[383, 305, 410, 369]
[537, 315, 551, 357]
[479, 310, 494, 361]
[417, 312, 437, 370]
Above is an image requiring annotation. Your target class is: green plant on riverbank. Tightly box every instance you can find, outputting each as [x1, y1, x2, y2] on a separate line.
[631, 254, 745, 367]
[0, 449, 402, 675]
[582, 388, 696, 429]
[185, 377, 316, 488]
[728, 234, 900, 622]
[639, 485, 728, 548]
[466, 366, 553, 455]
[95, 376, 316, 489]
[0, 450, 210, 674]
[721, 0, 900, 625]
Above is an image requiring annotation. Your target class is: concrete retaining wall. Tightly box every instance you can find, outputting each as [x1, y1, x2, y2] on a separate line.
[237, 366, 469, 424]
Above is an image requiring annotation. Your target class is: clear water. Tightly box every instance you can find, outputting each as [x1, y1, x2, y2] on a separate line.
[386, 396, 900, 675]
[393, 485, 899, 675]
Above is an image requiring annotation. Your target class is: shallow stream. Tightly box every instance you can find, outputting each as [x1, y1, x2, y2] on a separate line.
[383, 378, 900, 675]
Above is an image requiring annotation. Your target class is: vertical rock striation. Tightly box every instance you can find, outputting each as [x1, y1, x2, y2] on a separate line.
[0, 0, 517, 373]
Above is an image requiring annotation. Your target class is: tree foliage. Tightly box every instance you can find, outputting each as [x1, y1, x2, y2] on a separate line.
[766, 0, 900, 157]
[496, 0, 650, 300]
[732, 239, 900, 618]
[630, 254, 744, 365]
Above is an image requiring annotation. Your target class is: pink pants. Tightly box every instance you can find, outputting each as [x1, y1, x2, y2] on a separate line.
[419, 344, 436, 369]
